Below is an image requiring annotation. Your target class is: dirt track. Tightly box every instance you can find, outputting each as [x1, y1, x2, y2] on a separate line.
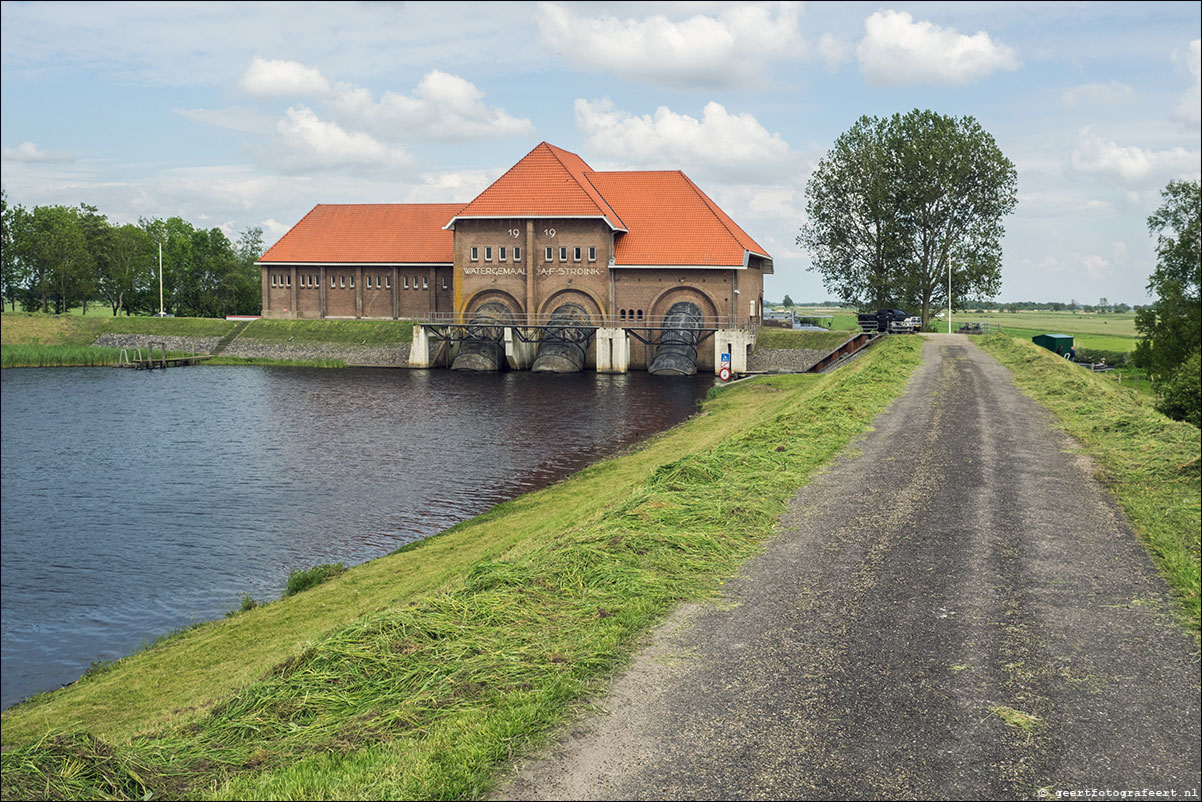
[497, 335, 1201, 801]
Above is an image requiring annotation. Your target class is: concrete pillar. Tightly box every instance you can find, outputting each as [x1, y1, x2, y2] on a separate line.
[595, 327, 629, 373]
[504, 327, 536, 370]
[714, 328, 755, 375]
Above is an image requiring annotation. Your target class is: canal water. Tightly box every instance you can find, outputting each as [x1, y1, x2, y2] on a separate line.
[0, 365, 712, 710]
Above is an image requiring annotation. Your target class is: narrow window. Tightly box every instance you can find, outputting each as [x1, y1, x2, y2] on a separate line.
[545, 246, 553, 261]
[340, 276, 345, 288]
[331, 275, 336, 289]
[588, 246, 596, 262]
[349, 275, 355, 288]
[442, 276, 448, 289]
[485, 246, 493, 261]
[499, 246, 507, 261]
[271, 275, 276, 287]
[559, 247, 567, 262]
[386, 275, 392, 289]
[470, 246, 479, 261]
[313, 275, 318, 287]
[422, 277, 428, 289]
[366, 275, 373, 289]
[513, 246, 522, 262]
[619, 309, 626, 321]
[573, 247, 582, 262]
[404, 275, 409, 289]
[637, 309, 644, 320]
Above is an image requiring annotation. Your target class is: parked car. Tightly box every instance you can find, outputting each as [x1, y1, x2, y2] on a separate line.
[857, 308, 915, 333]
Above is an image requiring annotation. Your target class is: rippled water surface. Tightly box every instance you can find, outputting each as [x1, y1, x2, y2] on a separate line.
[0, 365, 711, 709]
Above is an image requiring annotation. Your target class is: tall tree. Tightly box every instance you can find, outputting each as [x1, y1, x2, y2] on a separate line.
[798, 115, 909, 310]
[799, 110, 1017, 326]
[98, 224, 154, 315]
[13, 205, 88, 313]
[1134, 180, 1201, 396]
[1, 191, 29, 312]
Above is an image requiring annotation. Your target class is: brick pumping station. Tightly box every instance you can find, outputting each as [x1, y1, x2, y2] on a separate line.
[257, 142, 775, 376]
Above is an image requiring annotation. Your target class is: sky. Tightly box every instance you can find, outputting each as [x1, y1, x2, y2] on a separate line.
[1, 1, 1199, 306]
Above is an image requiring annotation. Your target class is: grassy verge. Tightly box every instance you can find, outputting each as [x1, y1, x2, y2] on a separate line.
[1, 337, 923, 801]
[755, 328, 851, 351]
[238, 319, 413, 345]
[976, 333, 1200, 634]
[2, 344, 128, 367]
[0, 312, 236, 347]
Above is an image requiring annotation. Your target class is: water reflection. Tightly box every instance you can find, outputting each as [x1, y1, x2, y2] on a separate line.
[0, 365, 711, 709]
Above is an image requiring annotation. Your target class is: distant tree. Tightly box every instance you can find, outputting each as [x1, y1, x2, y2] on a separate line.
[1, 191, 28, 312]
[1098, 297, 1109, 313]
[1134, 180, 1201, 415]
[781, 294, 794, 307]
[12, 205, 89, 313]
[98, 224, 154, 315]
[799, 109, 1017, 326]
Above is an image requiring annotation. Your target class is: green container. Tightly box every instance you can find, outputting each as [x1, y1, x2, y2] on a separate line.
[1032, 333, 1074, 357]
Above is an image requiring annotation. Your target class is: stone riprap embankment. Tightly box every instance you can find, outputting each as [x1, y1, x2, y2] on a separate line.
[93, 334, 222, 353]
[745, 348, 828, 373]
[221, 340, 411, 367]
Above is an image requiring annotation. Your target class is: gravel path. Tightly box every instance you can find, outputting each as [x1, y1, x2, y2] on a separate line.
[497, 335, 1201, 801]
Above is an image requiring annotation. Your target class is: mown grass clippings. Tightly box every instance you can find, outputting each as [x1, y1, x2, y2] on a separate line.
[988, 704, 1043, 734]
[0, 338, 924, 801]
[977, 333, 1201, 635]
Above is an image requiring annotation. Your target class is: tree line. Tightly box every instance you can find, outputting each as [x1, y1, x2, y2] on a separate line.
[0, 190, 263, 317]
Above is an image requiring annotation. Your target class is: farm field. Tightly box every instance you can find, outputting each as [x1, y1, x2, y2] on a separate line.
[951, 310, 1141, 352]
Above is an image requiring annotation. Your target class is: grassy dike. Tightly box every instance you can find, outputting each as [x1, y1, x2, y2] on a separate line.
[1, 336, 923, 801]
[976, 333, 1201, 634]
[0, 314, 413, 367]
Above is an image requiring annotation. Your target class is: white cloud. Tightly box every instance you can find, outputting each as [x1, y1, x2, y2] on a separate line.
[1061, 81, 1135, 108]
[1, 141, 73, 163]
[401, 169, 500, 203]
[1176, 39, 1201, 127]
[856, 10, 1019, 87]
[241, 57, 331, 98]
[266, 105, 413, 173]
[817, 33, 852, 71]
[174, 106, 276, 135]
[329, 70, 534, 142]
[1070, 128, 1200, 185]
[536, 1, 804, 88]
[574, 98, 796, 183]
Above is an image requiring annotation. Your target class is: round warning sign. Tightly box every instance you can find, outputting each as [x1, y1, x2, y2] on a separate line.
[719, 366, 732, 381]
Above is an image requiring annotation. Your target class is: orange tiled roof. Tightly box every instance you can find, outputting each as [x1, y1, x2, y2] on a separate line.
[585, 171, 770, 267]
[259, 203, 460, 264]
[447, 143, 626, 230]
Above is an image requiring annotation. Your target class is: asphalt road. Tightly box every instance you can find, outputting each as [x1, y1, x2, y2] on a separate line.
[497, 335, 1201, 801]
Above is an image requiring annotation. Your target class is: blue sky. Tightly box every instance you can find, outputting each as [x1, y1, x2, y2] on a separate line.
[2, 1, 1199, 305]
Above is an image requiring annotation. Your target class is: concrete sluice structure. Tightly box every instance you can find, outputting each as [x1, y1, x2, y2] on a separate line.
[451, 302, 514, 372]
[648, 301, 703, 376]
[531, 303, 595, 373]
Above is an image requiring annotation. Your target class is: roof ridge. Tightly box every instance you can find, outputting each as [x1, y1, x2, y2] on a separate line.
[582, 171, 627, 232]
[679, 171, 768, 258]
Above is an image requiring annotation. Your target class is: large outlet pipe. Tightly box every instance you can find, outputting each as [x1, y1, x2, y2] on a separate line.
[531, 302, 594, 373]
[451, 301, 514, 372]
[649, 301, 703, 376]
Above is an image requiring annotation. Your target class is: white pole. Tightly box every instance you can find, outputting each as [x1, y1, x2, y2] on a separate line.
[947, 260, 952, 335]
[157, 240, 164, 317]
